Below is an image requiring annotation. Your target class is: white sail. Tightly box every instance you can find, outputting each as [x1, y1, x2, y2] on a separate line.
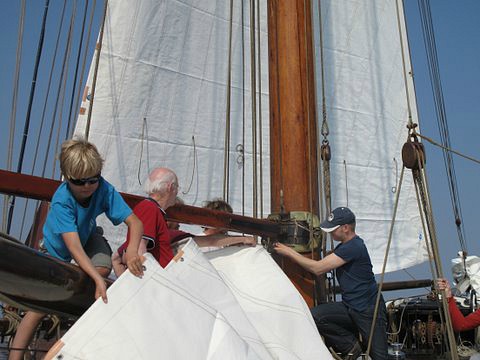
[46, 254, 264, 360]
[312, 0, 428, 272]
[76, 0, 427, 273]
[47, 248, 333, 360]
[76, 0, 270, 249]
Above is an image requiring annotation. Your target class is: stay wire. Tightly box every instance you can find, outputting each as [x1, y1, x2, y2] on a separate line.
[223, 0, 233, 203]
[241, 0, 246, 216]
[418, 0, 467, 252]
[6, 0, 51, 234]
[84, 0, 108, 140]
[50, 0, 78, 180]
[40, 1, 77, 180]
[65, 0, 90, 138]
[249, 0, 258, 218]
[256, 0, 264, 218]
[3, 0, 26, 233]
[17, 1, 68, 241]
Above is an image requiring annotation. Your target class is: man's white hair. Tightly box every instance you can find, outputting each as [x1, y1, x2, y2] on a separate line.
[144, 168, 176, 196]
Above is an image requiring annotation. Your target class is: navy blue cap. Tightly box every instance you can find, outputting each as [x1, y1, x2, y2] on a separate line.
[320, 207, 356, 232]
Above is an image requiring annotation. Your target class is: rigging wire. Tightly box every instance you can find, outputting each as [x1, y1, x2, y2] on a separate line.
[65, 0, 90, 138]
[84, 0, 108, 140]
[416, 133, 480, 165]
[50, 0, 78, 180]
[256, 0, 264, 218]
[241, 0, 246, 216]
[396, 0, 458, 357]
[223, 0, 234, 203]
[316, 0, 336, 300]
[6, 0, 51, 234]
[417, 0, 467, 253]
[249, 0, 258, 218]
[17, 1, 68, 241]
[40, 2, 77, 180]
[69, 0, 101, 138]
[3, 0, 26, 233]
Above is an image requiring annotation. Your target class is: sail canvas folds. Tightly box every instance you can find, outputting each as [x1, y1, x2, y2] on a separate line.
[47, 246, 332, 359]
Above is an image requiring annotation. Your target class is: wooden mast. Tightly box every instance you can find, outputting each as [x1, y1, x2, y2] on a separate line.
[267, 0, 323, 306]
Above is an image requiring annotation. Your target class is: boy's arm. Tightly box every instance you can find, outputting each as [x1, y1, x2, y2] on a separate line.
[62, 232, 108, 303]
[274, 242, 346, 276]
[123, 214, 144, 277]
[193, 234, 257, 248]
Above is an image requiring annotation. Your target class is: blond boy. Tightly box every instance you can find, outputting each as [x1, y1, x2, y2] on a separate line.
[9, 139, 144, 360]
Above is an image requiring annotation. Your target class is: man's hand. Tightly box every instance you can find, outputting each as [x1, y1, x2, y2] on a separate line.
[436, 278, 453, 298]
[124, 249, 144, 278]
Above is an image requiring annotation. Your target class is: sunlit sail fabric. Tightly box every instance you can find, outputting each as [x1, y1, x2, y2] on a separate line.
[312, 0, 428, 272]
[75, 0, 271, 250]
[47, 247, 332, 359]
[165, 240, 274, 359]
[47, 254, 262, 360]
[76, 0, 427, 272]
[205, 245, 331, 359]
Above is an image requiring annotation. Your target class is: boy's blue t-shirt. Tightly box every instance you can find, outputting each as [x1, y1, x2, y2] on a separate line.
[43, 177, 132, 261]
[334, 235, 378, 311]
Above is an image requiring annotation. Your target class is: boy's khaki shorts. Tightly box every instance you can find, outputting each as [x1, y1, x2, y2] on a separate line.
[40, 227, 112, 270]
[84, 227, 113, 270]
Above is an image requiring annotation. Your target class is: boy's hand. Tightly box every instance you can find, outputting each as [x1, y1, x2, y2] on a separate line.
[125, 249, 144, 278]
[94, 278, 108, 304]
[273, 242, 296, 257]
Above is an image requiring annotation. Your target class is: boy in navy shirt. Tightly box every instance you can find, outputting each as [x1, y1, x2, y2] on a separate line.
[274, 207, 387, 359]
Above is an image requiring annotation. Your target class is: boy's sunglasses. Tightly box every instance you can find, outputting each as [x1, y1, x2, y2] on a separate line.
[68, 174, 101, 186]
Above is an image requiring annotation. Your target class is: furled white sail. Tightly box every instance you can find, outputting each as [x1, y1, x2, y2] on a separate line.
[312, 0, 428, 272]
[47, 247, 332, 360]
[45, 254, 264, 360]
[75, 0, 427, 273]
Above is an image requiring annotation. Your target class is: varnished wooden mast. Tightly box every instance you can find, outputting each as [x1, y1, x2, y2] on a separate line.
[268, 0, 319, 214]
[267, 0, 323, 306]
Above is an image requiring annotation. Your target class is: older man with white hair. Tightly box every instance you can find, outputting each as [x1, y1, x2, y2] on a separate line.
[113, 167, 256, 276]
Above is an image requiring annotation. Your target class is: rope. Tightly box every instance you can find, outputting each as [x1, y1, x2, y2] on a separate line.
[3, 0, 25, 233]
[416, 133, 480, 165]
[17, 1, 68, 241]
[272, 1, 285, 215]
[249, 0, 258, 218]
[65, 0, 90, 138]
[181, 136, 197, 196]
[343, 160, 349, 207]
[241, 0, 246, 216]
[52, 1, 78, 179]
[410, 141, 459, 360]
[84, 0, 108, 140]
[395, 0, 413, 127]
[317, 0, 334, 276]
[366, 164, 406, 358]
[137, 118, 147, 185]
[418, 0, 467, 254]
[68, 0, 97, 139]
[256, 0, 264, 218]
[6, 0, 51, 234]
[223, 0, 233, 203]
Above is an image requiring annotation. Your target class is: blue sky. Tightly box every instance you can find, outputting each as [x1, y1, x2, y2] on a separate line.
[1, 1, 479, 293]
[398, 1, 480, 290]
